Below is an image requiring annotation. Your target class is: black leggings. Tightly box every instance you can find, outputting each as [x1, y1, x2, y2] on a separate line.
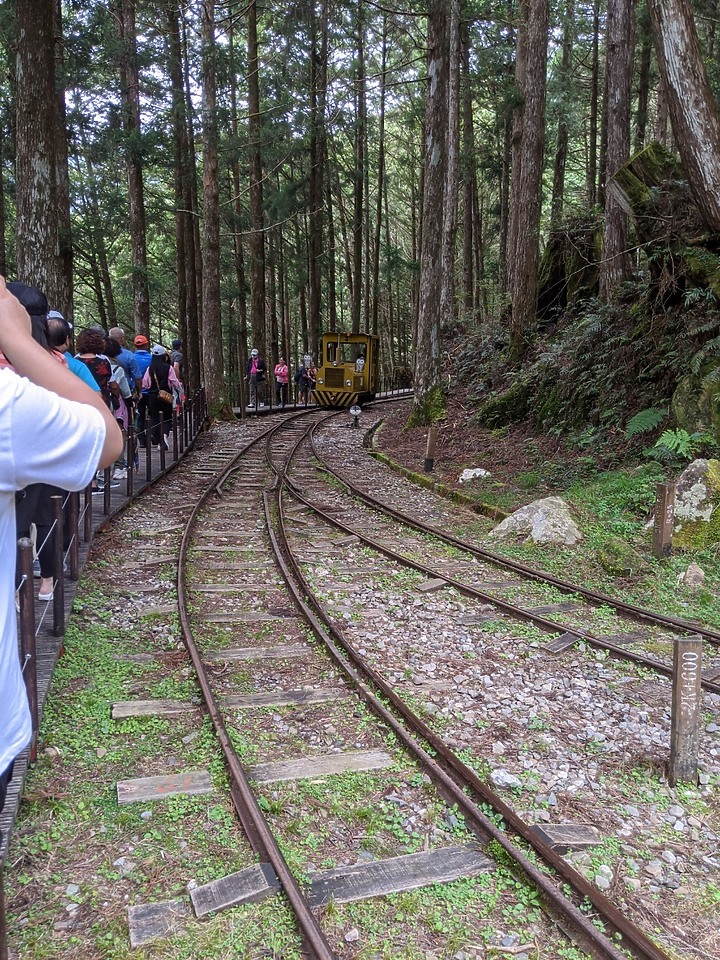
[0, 761, 14, 813]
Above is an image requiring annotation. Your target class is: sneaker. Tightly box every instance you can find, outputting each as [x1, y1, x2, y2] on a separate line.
[259, 402, 265, 407]
[113, 468, 127, 480]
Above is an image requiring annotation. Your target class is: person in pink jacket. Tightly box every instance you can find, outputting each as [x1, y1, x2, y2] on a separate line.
[274, 356, 289, 409]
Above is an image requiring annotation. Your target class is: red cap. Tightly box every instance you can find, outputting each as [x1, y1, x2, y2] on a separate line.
[133, 335, 149, 347]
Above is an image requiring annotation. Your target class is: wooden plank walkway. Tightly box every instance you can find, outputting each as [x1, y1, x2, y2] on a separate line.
[0, 439, 194, 860]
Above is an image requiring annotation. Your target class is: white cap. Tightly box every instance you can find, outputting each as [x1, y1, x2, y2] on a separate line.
[151, 344, 167, 356]
[48, 310, 64, 320]
[251, 348, 259, 356]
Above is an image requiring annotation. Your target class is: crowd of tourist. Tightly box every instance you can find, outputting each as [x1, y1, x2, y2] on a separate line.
[0, 276, 124, 848]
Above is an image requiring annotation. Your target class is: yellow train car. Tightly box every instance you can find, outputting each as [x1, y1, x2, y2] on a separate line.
[313, 332, 380, 409]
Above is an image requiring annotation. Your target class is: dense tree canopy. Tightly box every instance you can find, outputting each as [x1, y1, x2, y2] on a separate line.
[2, 1, 720, 420]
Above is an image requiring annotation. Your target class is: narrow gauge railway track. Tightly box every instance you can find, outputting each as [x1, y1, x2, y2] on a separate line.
[135, 407, 673, 960]
[255, 417, 673, 960]
[287, 413, 720, 693]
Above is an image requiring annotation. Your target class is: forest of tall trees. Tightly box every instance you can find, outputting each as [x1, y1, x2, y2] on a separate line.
[2, 1, 720, 424]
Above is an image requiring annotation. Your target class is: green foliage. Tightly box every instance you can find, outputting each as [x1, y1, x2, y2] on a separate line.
[650, 428, 717, 462]
[624, 407, 667, 437]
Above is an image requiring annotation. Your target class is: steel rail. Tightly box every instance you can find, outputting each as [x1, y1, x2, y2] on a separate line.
[281, 459, 720, 695]
[264, 433, 671, 960]
[175, 415, 338, 960]
[311, 421, 720, 648]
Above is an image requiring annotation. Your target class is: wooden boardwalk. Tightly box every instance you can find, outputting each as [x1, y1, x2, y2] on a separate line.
[0, 439, 192, 859]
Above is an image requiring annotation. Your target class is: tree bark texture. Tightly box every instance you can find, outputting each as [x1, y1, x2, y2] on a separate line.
[550, 0, 574, 227]
[440, 0, 461, 333]
[117, 0, 150, 335]
[351, 6, 365, 334]
[414, 3, 449, 409]
[181, 12, 202, 392]
[461, 29, 474, 318]
[52, 0, 73, 315]
[648, 0, 720, 231]
[507, 0, 548, 360]
[601, 0, 635, 300]
[200, 0, 227, 412]
[15, 0, 63, 302]
[248, 0, 266, 354]
[586, 0, 601, 205]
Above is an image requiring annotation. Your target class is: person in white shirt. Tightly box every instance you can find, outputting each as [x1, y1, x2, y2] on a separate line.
[0, 276, 122, 819]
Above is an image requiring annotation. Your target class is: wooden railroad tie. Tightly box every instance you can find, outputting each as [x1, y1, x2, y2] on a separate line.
[250, 749, 393, 784]
[309, 843, 493, 906]
[117, 770, 214, 805]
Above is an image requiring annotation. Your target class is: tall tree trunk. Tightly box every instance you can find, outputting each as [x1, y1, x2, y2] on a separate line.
[324, 148, 338, 333]
[53, 0, 72, 315]
[635, 5, 652, 150]
[550, 0, 574, 227]
[351, 7, 365, 334]
[248, 0, 266, 354]
[497, 112, 512, 294]
[81, 147, 117, 327]
[307, 1, 327, 355]
[181, 12, 202, 393]
[199, 0, 227, 413]
[461, 28, 474, 319]
[228, 14, 248, 395]
[587, 0, 601, 205]
[440, 0, 461, 333]
[648, 0, 720, 230]
[268, 230, 279, 364]
[15, 0, 63, 302]
[600, 0, 635, 300]
[507, 0, 549, 360]
[413, 2, 449, 418]
[166, 1, 187, 350]
[371, 16, 388, 337]
[116, 0, 150, 336]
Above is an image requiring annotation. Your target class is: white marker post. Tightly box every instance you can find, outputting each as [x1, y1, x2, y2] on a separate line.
[669, 635, 702, 785]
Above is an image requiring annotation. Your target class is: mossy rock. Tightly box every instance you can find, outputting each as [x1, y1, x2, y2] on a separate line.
[596, 537, 653, 577]
[674, 458, 720, 549]
[474, 380, 533, 428]
[682, 246, 720, 300]
[671, 375, 703, 433]
[671, 373, 720, 439]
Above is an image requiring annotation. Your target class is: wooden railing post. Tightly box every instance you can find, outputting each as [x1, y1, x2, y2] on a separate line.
[50, 496, 65, 638]
[16, 538, 37, 761]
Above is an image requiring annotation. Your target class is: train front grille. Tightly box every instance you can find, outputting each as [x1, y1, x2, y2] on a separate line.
[324, 368, 346, 388]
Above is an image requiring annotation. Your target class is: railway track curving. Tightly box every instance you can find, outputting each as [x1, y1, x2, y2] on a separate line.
[11, 402, 717, 959]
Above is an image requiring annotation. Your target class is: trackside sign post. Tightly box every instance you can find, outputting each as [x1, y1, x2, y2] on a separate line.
[669, 635, 702, 785]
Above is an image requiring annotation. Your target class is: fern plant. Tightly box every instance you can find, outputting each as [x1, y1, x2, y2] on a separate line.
[649, 428, 717, 462]
[624, 407, 667, 438]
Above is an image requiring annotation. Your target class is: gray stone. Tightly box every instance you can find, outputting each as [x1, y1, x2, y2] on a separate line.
[490, 769, 523, 790]
[489, 497, 583, 546]
[676, 563, 706, 590]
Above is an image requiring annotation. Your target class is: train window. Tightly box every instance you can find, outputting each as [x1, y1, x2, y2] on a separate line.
[327, 341, 366, 364]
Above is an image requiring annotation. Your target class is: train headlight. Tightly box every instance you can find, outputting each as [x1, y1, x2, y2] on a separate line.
[317, 378, 323, 385]
[345, 379, 351, 387]
[349, 404, 361, 428]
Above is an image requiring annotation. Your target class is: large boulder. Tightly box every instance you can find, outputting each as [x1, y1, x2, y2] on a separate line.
[673, 459, 720, 549]
[671, 376, 720, 440]
[490, 496, 582, 546]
